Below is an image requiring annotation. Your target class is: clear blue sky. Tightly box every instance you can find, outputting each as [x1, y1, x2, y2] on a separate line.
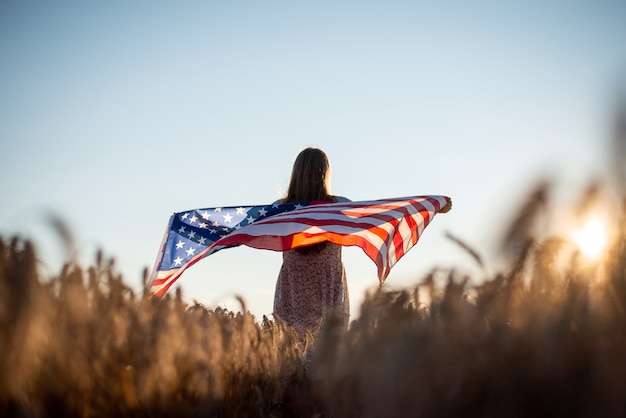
[1, 1, 625, 319]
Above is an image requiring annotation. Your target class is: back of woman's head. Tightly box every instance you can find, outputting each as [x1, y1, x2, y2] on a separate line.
[285, 147, 333, 203]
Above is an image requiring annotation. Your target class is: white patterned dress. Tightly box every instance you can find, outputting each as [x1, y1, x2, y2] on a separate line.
[272, 196, 351, 361]
[273, 242, 349, 336]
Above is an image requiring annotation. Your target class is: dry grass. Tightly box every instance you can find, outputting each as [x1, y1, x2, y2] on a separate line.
[312, 181, 626, 417]
[3, 179, 626, 417]
[0, 237, 305, 417]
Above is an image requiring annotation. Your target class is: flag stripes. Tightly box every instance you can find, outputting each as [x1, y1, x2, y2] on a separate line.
[149, 195, 448, 297]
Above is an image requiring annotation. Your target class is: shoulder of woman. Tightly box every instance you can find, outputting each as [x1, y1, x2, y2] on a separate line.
[274, 196, 351, 204]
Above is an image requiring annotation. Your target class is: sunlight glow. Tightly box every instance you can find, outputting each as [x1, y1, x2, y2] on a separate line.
[572, 217, 608, 259]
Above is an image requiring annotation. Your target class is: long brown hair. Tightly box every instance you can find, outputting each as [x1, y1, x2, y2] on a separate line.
[284, 147, 335, 204]
[284, 147, 336, 254]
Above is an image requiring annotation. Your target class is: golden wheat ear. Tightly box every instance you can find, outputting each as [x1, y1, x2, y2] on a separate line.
[445, 231, 485, 270]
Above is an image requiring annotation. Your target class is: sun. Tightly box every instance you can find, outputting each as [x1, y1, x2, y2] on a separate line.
[572, 216, 608, 259]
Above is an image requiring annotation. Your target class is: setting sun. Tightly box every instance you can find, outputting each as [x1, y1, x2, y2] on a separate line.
[572, 217, 609, 259]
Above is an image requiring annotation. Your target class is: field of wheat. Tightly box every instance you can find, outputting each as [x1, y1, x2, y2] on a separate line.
[2, 174, 626, 418]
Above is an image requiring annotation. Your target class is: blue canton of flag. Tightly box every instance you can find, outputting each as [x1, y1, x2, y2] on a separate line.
[156, 202, 310, 276]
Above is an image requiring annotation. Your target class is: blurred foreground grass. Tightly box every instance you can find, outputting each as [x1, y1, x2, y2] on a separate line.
[2, 180, 626, 418]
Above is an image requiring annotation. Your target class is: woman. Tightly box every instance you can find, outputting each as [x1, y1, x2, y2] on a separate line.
[273, 147, 351, 360]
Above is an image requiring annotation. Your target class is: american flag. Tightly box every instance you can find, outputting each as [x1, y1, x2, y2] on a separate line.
[148, 195, 449, 297]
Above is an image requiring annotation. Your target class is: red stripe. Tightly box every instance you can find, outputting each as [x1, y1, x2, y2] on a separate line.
[250, 205, 411, 244]
[392, 201, 430, 261]
[214, 229, 386, 278]
[254, 216, 393, 245]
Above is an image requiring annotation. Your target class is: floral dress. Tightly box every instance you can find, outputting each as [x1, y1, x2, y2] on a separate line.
[273, 242, 350, 338]
[272, 197, 351, 371]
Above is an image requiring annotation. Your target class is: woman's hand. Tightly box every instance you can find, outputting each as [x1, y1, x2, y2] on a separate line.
[440, 197, 452, 213]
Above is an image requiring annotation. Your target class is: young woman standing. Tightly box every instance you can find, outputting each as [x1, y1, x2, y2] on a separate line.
[273, 147, 351, 367]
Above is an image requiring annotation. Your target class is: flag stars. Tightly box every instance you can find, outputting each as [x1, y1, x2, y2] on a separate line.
[186, 247, 196, 256]
[209, 228, 217, 234]
[223, 213, 233, 223]
[236, 207, 246, 215]
[199, 222, 207, 228]
[201, 211, 210, 220]
[188, 231, 196, 239]
[212, 221, 220, 227]
[258, 207, 268, 217]
[176, 240, 185, 249]
[246, 216, 255, 224]
[178, 226, 186, 234]
[173, 256, 183, 266]
[181, 213, 189, 220]
[189, 215, 198, 224]
[214, 208, 222, 212]
[198, 237, 207, 245]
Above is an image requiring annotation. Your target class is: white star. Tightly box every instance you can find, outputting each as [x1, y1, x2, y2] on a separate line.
[176, 240, 185, 249]
[235, 224, 241, 230]
[198, 237, 207, 245]
[186, 247, 196, 256]
[173, 256, 183, 266]
[199, 222, 207, 228]
[181, 213, 189, 220]
[212, 221, 220, 227]
[258, 207, 268, 217]
[246, 216, 255, 224]
[188, 231, 196, 239]
[272, 203, 279, 208]
[201, 211, 210, 220]
[236, 207, 245, 214]
[209, 228, 217, 234]
[223, 213, 233, 223]
[214, 207, 222, 212]
[294, 204, 303, 210]
[222, 227, 229, 232]
[189, 215, 198, 224]
[178, 226, 186, 234]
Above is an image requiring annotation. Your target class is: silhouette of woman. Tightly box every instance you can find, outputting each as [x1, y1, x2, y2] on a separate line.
[273, 147, 351, 367]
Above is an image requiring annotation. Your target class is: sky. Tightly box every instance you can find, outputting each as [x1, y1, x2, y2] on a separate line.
[1, 1, 625, 320]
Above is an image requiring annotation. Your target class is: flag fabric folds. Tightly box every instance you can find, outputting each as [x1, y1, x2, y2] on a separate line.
[148, 195, 449, 297]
